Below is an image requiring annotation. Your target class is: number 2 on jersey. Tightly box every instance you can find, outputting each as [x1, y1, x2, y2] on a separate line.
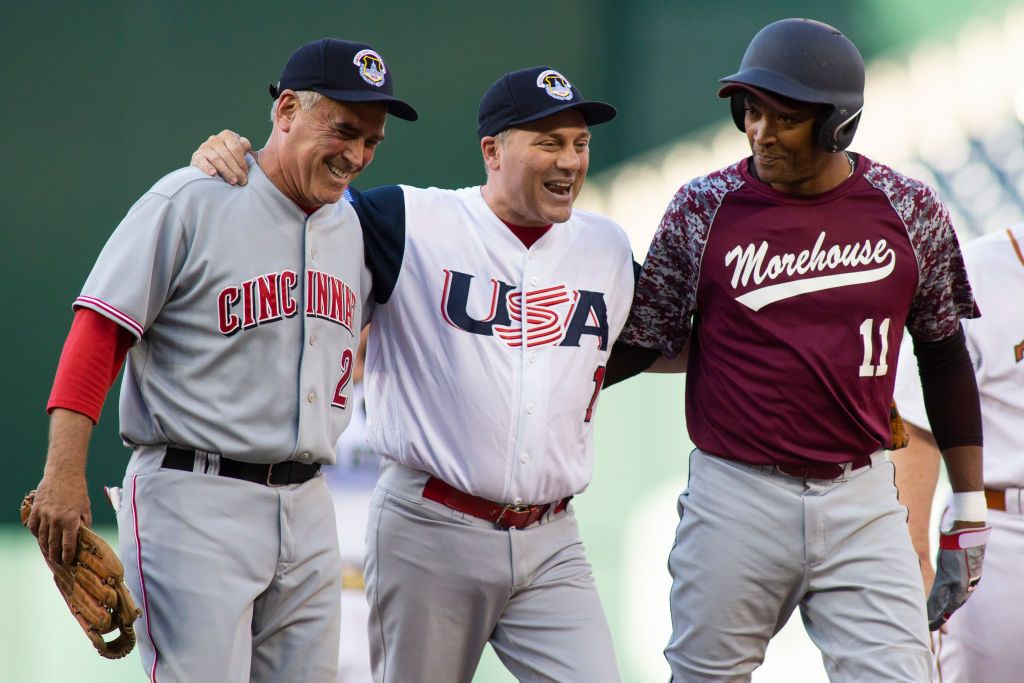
[858, 318, 890, 377]
[332, 348, 355, 409]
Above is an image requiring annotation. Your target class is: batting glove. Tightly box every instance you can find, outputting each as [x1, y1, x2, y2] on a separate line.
[926, 526, 991, 631]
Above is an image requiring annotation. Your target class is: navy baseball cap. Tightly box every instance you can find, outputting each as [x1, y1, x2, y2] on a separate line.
[269, 38, 418, 121]
[476, 66, 617, 138]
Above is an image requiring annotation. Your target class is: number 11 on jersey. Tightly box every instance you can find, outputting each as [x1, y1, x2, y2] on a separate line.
[858, 318, 891, 377]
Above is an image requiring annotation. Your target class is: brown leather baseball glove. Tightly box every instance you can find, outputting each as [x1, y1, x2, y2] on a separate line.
[888, 401, 909, 450]
[21, 490, 141, 659]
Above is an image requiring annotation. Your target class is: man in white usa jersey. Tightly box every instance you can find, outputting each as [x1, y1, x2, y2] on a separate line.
[892, 224, 1024, 682]
[193, 65, 634, 683]
[27, 38, 417, 682]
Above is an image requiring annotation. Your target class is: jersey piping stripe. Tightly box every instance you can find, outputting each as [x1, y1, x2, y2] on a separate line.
[130, 474, 160, 681]
[1007, 228, 1024, 268]
[75, 296, 145, 338]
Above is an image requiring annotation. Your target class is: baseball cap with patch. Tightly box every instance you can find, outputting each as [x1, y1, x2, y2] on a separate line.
[269, 38, 418, 121]
[476, 66, 617, 138]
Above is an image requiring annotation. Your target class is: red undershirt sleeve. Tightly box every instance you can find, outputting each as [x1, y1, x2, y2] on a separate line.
[47, 308, 135, 424]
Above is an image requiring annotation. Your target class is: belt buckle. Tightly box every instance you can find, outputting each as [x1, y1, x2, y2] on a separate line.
[266, 462, 284, 487]
[496, 503, 533, 529]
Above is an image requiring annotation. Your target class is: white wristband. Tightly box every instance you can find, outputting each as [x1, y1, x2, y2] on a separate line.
[950, 491, 988, 524]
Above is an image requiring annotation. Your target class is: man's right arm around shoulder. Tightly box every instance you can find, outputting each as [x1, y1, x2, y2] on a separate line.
[191, 130, 253, 186]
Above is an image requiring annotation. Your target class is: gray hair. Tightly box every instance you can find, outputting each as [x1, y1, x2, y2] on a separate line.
[493, 128, 513, 146]
[269, 90, 325, 122]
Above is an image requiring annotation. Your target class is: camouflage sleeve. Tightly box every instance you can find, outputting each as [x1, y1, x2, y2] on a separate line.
[618, 187, 704, 358]
[904, 187, 978, 342]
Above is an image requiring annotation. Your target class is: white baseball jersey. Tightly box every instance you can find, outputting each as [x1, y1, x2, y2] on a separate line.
[76, 158, 371, 464]
[893, 225, 1024, 488]
[351, 185, 635, 504]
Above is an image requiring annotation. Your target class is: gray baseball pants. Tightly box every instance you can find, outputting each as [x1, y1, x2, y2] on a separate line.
[365, 460, 620, 683]
[666, 449, 933, 682]
[117, 444, 342, 683]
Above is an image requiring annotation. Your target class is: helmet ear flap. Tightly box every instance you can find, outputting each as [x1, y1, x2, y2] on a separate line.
[729, 94, 746, 133]
[813, 107, 862, 152]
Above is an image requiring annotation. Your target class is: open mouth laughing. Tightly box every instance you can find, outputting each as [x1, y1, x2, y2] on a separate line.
[326, 159, 354, 183]
[543, 180, 573, 198]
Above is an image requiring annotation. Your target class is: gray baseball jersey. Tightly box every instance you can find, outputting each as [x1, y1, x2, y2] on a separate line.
[351, 184, 633, 682]
[77, 159, 371, 464]
[81, 158, 369, 682]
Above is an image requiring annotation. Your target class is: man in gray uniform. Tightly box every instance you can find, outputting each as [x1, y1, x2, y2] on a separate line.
[26, 38, 416, 682]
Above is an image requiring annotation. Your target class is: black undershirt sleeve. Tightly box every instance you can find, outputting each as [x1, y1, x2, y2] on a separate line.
[604, 342, 660, 388]
[604, 260, 661, 388]
[348, 185, 406, 305]
[912, 326, 982, 450]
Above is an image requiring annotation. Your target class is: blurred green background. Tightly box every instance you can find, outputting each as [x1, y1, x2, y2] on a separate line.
[2, 1, 1018, 680]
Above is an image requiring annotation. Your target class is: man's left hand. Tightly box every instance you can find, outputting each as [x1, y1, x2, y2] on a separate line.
[927, 524, 990, 630]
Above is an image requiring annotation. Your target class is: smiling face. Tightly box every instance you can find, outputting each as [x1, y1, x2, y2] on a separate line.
[744, 94, 851, 196]
[480, 109, 591, 226]
[274, 92, 387, 206]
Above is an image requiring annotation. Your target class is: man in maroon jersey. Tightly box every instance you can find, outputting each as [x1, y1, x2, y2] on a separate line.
[607, 18, 990, 682]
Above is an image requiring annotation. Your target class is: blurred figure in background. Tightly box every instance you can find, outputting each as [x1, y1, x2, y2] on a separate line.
[892, 224, 1024, 682]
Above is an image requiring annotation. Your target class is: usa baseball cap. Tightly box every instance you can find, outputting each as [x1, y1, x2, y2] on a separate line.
[269, 38, 418, 121]
[476, 66, 617, 138]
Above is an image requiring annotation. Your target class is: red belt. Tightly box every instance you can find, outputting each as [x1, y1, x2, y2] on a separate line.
[773, 454, 873, 480]
[985, 488, 1018, 511]
[423, 476, 572, 530]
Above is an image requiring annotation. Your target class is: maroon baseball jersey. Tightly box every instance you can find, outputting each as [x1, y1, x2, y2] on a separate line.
[621, 154, 977, 465]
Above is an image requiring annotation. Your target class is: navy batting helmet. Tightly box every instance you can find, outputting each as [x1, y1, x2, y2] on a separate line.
[718, 18, 865, 152]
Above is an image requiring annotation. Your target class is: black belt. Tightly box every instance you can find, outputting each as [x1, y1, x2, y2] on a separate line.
[162, 447, 320, 486]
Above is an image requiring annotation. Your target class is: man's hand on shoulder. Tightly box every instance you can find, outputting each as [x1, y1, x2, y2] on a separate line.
[191, 130, 252, 186]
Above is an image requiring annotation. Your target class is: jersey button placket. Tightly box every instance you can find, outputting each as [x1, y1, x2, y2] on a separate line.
[514, 263, 535, 493]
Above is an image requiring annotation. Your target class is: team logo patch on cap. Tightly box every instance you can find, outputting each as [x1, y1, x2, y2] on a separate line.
[536, 69, 573, 100]
[353, 49, 387, 87]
